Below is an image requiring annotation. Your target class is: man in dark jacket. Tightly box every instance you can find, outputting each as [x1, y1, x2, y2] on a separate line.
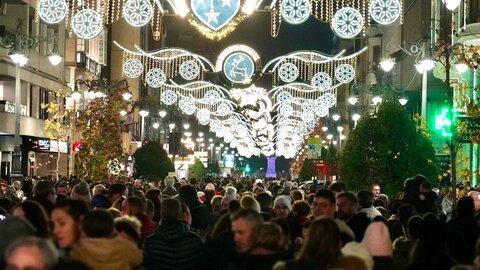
[144, 198, 204, 270]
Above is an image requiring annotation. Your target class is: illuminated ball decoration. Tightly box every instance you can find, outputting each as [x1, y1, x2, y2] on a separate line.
[216, 102, 231, 116]
[123, 0, 154, 27]
[278, 63, 299, 83]
[335, 63, 355, 83]
[204, 89, 221, 105]
[280, 0, 311, 25]
[314, 104, 329, 117]
[331, 7, 364, 39]
[179, 96, 196, 115]
[302, 99, 316, 112]
[180, 60, 200, 80]
[277, 90, 293, 103]
[311, 72, 332, 90]
[38, 0, 68, 24]
[123, 58, 144, 78]
[197, 108, 211, 125]
[161, 89, 177, 105]
[146, 68, 166, 88]
[72, 9, 103, 39]
[323, 92, 337, 108]
[370, 0, 401, 25]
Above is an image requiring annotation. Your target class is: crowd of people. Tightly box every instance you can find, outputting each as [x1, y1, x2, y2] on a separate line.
[0, 174, 480, 270]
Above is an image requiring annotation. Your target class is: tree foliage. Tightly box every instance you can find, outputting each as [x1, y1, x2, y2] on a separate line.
[189, 158, 207, 180]
[41, 90, 72, 179]
[338, 98, 437, 196]
[133, 141, 174, 180]
[299, 159, 315, 181]
[76, 83, 126, 181]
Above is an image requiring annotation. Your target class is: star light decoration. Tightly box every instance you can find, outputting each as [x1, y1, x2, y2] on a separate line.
[115, 42, 367, 158]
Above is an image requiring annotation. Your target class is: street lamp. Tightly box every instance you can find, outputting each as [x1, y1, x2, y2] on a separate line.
[139, 110, 149, 143]
[337, 126, 344, 151]
[352, 113, 361, 127]
[0, 19, 63, 179]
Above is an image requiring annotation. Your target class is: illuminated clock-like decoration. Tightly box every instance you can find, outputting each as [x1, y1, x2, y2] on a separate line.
[72, 9, 103, 39]
[335, 63, 355, 83]
[278, 63, 298, 82]
[123, 58, 144, 78]
[370, 0, 401, 25]
[123, 0, 154, 27]
[38, 0, 68, 24]
[180, 60, 200, 80]
[146, 68, 166, 88]
[280, 0, 311, 25]
[331, 7, 364, 39]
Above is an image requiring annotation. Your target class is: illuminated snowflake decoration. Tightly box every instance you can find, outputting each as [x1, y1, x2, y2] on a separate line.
[314, 103, 329, 117]
[303, 99, 316, 112]
[38, 0, 68, 24]
[210, 119, 223, 132]
[335, 64, 355, 83]
[229, 115, 241, 126]
[280, 0, 311, 25]
[224, 132, 234, 143]
[123, 0, 153, 27]
[179, 96, 196, 115]
[331, 7, 364, 39]
[180, 60, 200, 80]
[279, 104, 293, 117]
[123, 59, 144, 78]
[216, 102, 231, 116]
[196, 108, 211, 125]
[323, 92, 337, 108]
[161, 89, 177, 105]
[370, 0, 401, 25]
[301, 111, 315, 123]
[278, 63, 299, 82]
[146, 68, 166, 88]
[277, 90, 293, 103]
[311, 72, 332, 90]
[72, 9, 103, 39]
[204, 89, 221, 105]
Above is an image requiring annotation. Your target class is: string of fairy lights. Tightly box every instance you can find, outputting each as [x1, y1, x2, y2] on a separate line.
[36, 0, 403, 40]
[114, 42, 367, 158]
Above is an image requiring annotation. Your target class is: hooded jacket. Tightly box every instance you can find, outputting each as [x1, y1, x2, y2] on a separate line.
[70, 236, 143, 270]
[144, 221, 203, 270]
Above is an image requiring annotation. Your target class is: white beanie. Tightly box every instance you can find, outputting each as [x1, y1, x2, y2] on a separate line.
[342, 242, 374, 270]
[273, 195, 292, 211]
[164, 176, 175, 187]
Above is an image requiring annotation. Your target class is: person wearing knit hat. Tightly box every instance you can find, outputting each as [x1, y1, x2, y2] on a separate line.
[240, 195, 261, 213]
[221, 186, 237, 210]
[341, 242, 374, 270]
[273, 195, 292, 219]
[362, 221, 396, 270]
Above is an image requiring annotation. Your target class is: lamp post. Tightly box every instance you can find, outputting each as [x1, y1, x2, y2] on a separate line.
[0, 19, 62, 179]
[139, 110, 149, 143]
[379, 41, 435, 117]
[337, 126, 344, 151]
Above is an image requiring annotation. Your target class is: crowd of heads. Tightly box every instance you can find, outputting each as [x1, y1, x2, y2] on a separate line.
[0, 174, 480, 270]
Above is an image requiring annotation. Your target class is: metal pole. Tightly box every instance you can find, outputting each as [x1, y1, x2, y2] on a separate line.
[421, 70, 428, 117]
[11, 63, 23, 180]
[141, 116, 145, 144]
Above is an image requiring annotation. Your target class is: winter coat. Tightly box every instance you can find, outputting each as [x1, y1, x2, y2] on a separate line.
[70, 236, 143, 270]
[144, 221, 203, 270]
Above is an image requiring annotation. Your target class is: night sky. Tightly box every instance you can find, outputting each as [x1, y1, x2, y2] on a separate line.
[160, 12, 335, 176]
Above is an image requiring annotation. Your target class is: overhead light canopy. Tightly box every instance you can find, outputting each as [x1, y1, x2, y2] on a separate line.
[443, 0, 462, 10]
[379, 58, 395, 72]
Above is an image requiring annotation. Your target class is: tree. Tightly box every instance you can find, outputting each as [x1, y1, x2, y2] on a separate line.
[299, 158, 315, 181]
[133, 141, 174, 180]
[76, 81, 126, 181]
[189, 158, 207, 180]
[42, 90, 72, 180]
[338, 98, 437, 196]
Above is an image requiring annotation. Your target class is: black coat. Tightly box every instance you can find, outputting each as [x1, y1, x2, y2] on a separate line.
[144, 221, 203, 270]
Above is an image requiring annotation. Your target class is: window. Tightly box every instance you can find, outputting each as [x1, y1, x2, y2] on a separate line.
[39, 88, 49, 120]
[76, 39, 85, 52]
